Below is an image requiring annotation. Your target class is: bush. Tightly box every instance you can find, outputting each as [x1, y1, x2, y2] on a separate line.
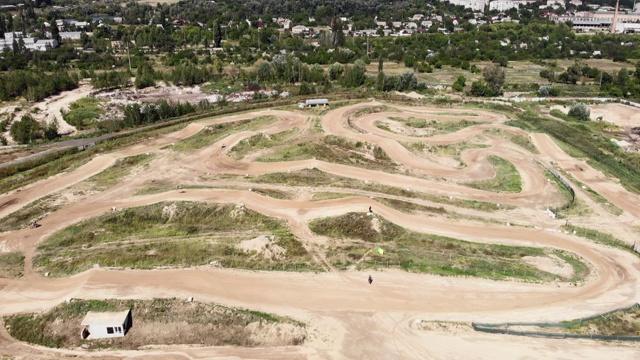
[538, 85, 560, 97]
[568, 102, 590, 121]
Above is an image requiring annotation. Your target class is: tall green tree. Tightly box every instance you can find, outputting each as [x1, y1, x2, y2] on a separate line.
[213, 21, 222, 47]
[10, 115, 41, 144]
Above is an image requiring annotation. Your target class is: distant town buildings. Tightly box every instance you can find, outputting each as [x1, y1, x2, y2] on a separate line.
[0, 32, 58, 52]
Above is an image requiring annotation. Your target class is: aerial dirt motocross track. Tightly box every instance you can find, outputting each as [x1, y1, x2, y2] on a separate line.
[1, 101, 639, 359]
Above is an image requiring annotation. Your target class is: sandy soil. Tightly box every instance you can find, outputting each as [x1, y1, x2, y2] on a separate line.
[1, 101, 640, 359]
[589, 103, 640, 128]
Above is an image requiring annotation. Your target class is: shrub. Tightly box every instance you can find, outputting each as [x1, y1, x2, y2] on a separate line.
[568, 102, 590, 121]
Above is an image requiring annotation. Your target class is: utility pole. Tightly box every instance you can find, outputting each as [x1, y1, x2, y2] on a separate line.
[127, 40, 132, 72]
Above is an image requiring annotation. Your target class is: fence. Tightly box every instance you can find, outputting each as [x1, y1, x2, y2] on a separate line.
[546, 166, 576, 212]
[472, 303, 640, 341]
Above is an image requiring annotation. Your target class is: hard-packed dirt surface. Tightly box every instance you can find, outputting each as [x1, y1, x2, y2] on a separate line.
[1, 101, 640, 359]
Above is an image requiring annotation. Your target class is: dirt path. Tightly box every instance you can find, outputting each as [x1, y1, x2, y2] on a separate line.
[1, 102, 640, 359]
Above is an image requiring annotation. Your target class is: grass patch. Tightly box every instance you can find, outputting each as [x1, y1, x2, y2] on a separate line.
[229, 129, 297, 160]
[484, 128, 539, 154]
[510, 110, 640, 194]
[312, 192, 352, 201]
[86, 153, 153, 190]
[563, 305, 640, 336]
[556, 169, 623, 216]
[3, 298, 305, 350]
[35, 202, 319, 276]
[62, 98, 103, 130]
[402, 139, 490, 167]
[386, 116, 481, 136]
[171, 116, 278, 152]
[0, 252, 25, 278]
[0, 194, 63, 232]
[257, 135, 397, 172]
[555, 196, 593, 218]
[563, 225, 636, 254]
[310, 213, 585, 281]
[0, 123, 189, 195]
[466, 156, 522, 193]
[201, 81, 244, 95]
[249, 169, 508, 212]
[375, 198, 447, 215]
[250, 188, 292, 199]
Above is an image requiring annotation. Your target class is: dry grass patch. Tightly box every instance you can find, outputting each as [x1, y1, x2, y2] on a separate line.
[3, 298, 305, 350]
[0, 252, 24, 278]
[310, 212, 588, 282]
[35, 202, 320, 276]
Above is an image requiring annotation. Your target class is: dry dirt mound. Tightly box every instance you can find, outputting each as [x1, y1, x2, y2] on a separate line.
[236, 235, 286, 260]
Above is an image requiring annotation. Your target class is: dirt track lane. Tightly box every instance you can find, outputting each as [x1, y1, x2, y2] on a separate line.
[1, 102, 640, 359]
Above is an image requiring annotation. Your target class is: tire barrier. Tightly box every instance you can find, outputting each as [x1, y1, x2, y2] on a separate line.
[472, 303, 640, 341]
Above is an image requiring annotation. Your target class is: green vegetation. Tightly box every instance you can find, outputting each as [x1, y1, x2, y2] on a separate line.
[466, 156, 522, 193]
[257, 135, 397, 172]
[172, 116, 278, 151]
[509, 111, 640, 194]
[564, 306, 640, 336]
[563, 225, 636, 255]
[0, 122, 189, 195]
[484, 128, 539, 154]
[543, 169, 574, 212]
[312, 192, 352, 201]
[0, 194, 62, 232]
[402, 140, 489, 166]
[229, 129, 297, 160]
[249, 168, 509, 212]
[35, 202, 319, 275]
[3, 298, 305, 350]
[0, 252, 25, 278]
[250, 188, 292, 199]
[62, 98, 104, 130]
[557, 170, 623, 216]
[310, 213, 586, 282]
[386, 116, 481, 136]
[87, 154, 153, 190]
[375, 198, 447, 215]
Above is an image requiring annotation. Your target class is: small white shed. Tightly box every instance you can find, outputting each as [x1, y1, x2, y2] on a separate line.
[80, 309, 132, 339]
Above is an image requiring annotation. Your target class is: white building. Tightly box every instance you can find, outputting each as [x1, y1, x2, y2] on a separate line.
[291, 25, 308, 34]
[447, 0, 489, 12]
[489, 0, 536, 12]
[0, 32, 58, 52]
[59, 31, 83, 40]
[80, 310, 132, 340]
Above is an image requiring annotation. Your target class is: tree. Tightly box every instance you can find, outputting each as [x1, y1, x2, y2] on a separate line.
[329, 62, 344, 80]
[213, 21, 222, 47]
[568, 102, 590, 121]
[482, 64, 505, 96]
[51, 20, 61, 43]
[378, 56, 384, 73]
[453, 75, 466, 92]
[43, 117, 60, 140]
[10, 115, 41, 144]
[332, 18, 345, 47]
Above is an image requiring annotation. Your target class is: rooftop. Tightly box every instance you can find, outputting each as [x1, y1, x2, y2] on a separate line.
[81, 310, 130, 326]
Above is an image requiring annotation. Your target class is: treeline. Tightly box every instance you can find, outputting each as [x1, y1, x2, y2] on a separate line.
[0, 71, 78, 102]
[118, 99, 213, 129]
[542, 60, 640, 99]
